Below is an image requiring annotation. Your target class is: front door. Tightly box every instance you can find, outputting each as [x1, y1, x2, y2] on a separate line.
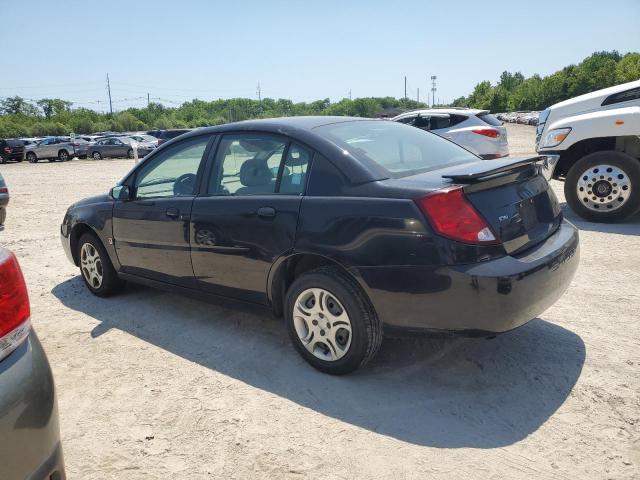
[191, 134, 311, 303]
[112, 134, 213, 287]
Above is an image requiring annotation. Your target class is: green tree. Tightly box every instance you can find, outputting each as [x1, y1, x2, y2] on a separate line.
[616, 52, 640, 83]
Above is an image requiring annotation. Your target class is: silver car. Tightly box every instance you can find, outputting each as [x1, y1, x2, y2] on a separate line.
[89, 137, 155, 160]
[25, 137, 76, 163]
[393, 108, 509, 159]
[0, 248, 66, 480]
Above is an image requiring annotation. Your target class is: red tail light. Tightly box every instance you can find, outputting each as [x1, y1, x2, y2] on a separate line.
[415, 187, 499, 245]
[0, 188, 8, 194]
[472, 128, 500, 138]
[0, 249, 31, 361]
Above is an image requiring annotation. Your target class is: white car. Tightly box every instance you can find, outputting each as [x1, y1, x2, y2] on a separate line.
[392, 108, 509, 159]
[537, 79, 640, 222]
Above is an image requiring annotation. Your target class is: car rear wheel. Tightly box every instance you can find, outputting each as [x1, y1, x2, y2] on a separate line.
[127, 149, 134, 159]
[26, 152, 37, 163]
[285, 266, 382, 375]
[58, 150, 69, 162]
[92, 151, 102, 160]
[77, 232, 125, 297]
[565, 151, 640, 223]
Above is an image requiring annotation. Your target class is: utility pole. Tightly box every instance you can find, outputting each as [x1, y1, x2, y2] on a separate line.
[430, 75, 437, 107]
[147, 92, 150, 107]
[404, 76, 407, 100]
[349, 89, 352, 100]
[257, 82, 261, 102]
[106, 73, 113, 115]
[417, 88, 420, 103]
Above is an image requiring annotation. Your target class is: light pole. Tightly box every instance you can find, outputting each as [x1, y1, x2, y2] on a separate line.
[430, 75, 437, 107]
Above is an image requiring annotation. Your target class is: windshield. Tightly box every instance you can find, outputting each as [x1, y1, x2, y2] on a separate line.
[315, 120, 478, 177]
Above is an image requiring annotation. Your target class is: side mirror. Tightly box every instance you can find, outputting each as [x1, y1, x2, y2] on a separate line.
[110, 185, 131, 201]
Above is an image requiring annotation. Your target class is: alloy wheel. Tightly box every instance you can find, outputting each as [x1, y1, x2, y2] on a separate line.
[293, 288, 352, 362]
[80, 242, 103, 289]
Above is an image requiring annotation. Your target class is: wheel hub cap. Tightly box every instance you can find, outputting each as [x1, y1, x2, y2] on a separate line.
[576, 164, 631, 212]
[293, 288, 352, 362]
[80, 243, 103, 288]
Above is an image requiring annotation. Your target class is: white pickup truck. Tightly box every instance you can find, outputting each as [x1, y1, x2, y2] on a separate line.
[537, 80, 640, 222]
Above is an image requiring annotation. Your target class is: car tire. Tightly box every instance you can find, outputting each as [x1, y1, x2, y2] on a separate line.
[0, 156, 6, 164]
[58, 150, 69, 162]
[127, 149, 134, 159]
[565, 151, 640, 223]
[284, 266, 382, 375]
[92, 151, 102, 160]
[26, 152, 37, 163]
[77, 232, 125, 297]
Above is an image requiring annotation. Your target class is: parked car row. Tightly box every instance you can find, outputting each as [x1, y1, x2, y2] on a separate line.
[0, 129, 191, 164]
[497, 111, 540, 125]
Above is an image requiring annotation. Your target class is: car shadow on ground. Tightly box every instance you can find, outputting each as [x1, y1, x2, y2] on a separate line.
[52, 277, 585, 449]
[561, 202, 640, 235]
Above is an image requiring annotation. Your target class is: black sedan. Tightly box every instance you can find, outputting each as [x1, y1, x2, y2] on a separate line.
[60, 117, 579, 374]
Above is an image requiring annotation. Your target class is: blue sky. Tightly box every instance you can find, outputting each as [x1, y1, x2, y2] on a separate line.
[1, 0, 638, 112]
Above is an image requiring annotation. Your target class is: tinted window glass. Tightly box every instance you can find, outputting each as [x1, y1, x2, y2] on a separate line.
[430, 115, 451, 129]
[414, 116, 430, 129]
[315, 120, 477, 177]
[279, 143, 311, 194]
[477, 113, 503, 126]
[135, 135, 210, 198]
[396, 116, 415, 125]
[602, 86, 640, 106]
[210, 134, 286, 195]
[449, 114, 468, 127]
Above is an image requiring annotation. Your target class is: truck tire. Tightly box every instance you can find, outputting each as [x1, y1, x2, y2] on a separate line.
[565, 150, 640, 223]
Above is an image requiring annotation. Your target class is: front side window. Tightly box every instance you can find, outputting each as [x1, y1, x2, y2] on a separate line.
[315, 120, 477, 177]
[209, 134, 287, 195]
[134, 135, 210, 198]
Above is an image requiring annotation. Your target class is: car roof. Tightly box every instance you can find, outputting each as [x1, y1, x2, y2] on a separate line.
[142, 116, 392, 184]
[392, 108, 487, 120]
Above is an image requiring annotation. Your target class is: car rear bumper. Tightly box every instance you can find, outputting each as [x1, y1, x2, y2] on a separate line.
[352, 220, 579, 334]
[0, 330, 66, 480]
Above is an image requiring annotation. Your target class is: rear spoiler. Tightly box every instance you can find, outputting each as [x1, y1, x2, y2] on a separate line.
[442, 156, 543, 182]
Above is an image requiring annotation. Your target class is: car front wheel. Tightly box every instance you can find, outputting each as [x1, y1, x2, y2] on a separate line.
[565, 151, 640, 223]
[285, 266, 382, 375]
[92, 151, 102, 160]
[77, 232, 125, 297]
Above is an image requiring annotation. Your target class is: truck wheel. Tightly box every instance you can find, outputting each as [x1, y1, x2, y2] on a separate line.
[284, 266, 382, 375]
[26, 152, 37, 163]
[58, 150, 69, 162]
[565, 151, 640, 223]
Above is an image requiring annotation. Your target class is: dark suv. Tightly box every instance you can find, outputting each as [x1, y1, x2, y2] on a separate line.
[0, 139, 25, 163]
[147, 129, 192, 145]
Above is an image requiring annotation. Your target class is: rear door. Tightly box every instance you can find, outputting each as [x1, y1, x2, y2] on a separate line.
[112, 134, 213, 286]
[190, 134, 311, 303]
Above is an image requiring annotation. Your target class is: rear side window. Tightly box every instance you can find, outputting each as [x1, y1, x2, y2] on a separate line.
[449, 114, 468, 127]
[602, 86, 640, 106]
[396, 116, 416, 125]
[477, 113, 503, 126]
[279, 144, 311, 195]
[209, 134, 286, 195]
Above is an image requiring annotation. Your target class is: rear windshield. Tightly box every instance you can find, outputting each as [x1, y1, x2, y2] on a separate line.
[477, 113, 503, 126]
[315, 120, 477, 177]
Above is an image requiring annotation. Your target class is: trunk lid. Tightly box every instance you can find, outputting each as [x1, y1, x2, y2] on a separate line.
[442, 157, 562, 253]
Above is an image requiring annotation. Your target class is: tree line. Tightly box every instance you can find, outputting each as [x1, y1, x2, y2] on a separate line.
[0, 50, 638, 138]
[452, 51, 639, 112]
[0, 95, 426, 138]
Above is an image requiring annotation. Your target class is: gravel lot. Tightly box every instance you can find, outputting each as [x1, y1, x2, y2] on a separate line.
[1, 124, 638, 479]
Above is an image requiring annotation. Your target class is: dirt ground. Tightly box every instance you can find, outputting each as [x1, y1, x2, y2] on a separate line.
[1, 124, 638, 479]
